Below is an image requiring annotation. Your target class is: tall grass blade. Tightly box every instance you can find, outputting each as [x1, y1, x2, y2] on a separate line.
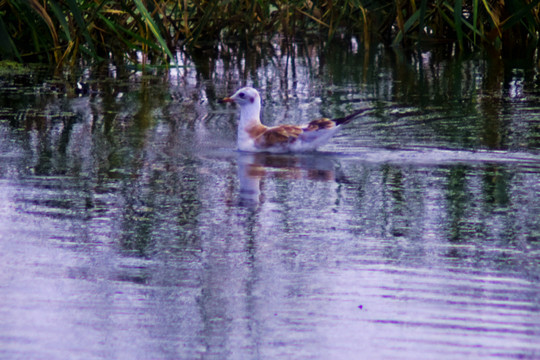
[473, 0, 479, 45]
[454, 0, 463, 50]
[97, 12, 166, 53]
[500, 0, 540, 30]
[28, 0, 61, 62]
[66, 0, 98, 59]
[418, 0, 428, 42]
[481, 0, 501, 36]
[295, 7, 329, 28]
[0, 14, 21, 61]
[49, 0, 71, 42]
[393, 8, 421, 46]
[188, 0, 219, 46]
[458, 13, 487, 42]
[133, 0, 175, 63]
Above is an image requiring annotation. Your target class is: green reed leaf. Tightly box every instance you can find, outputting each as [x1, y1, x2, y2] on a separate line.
[132, 0, 175, 64]
[454, 0, 463, 50]
[0, 14, 21, 61]
[393, 8, 421, 46]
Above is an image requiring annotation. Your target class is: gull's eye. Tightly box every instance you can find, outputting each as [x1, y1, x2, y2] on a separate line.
[238, 92, 245, 98]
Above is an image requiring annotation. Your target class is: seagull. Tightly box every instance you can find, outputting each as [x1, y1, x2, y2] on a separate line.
[220, 87, 369, 153]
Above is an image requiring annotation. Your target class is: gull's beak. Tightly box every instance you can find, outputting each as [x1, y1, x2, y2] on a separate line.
[219, 96, 234, 104]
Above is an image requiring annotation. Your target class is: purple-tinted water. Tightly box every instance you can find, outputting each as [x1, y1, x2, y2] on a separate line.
[1, 42, 539, 359]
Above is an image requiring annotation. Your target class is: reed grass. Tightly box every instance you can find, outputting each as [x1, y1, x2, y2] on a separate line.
[0, 0, 538, 67]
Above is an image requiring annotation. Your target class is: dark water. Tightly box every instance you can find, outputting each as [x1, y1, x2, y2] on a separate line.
[1, 42, 540, 359]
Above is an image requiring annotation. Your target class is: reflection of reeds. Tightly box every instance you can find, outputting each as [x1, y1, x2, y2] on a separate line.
[0, 0, 538, 66]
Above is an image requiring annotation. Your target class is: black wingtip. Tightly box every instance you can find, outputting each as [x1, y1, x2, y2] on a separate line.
[332, 108, 373, 125]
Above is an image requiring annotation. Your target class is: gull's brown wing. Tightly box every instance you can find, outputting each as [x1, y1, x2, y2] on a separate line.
[254, 125, 304, 148]
[303, 118, 337, 131]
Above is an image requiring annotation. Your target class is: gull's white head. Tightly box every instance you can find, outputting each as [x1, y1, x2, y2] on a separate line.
[221, 87, 261, 108]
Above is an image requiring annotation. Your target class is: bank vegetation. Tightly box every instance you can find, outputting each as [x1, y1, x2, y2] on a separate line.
[1, 0, 539, 67]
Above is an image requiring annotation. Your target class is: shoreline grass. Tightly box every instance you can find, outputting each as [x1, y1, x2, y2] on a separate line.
[0, 0, 538, 67]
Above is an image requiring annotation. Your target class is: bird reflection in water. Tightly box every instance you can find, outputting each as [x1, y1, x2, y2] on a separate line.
[236, 152, 339, 208]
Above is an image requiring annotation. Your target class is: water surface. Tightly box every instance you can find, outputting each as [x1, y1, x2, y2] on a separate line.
[1, 42, 539, 359]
